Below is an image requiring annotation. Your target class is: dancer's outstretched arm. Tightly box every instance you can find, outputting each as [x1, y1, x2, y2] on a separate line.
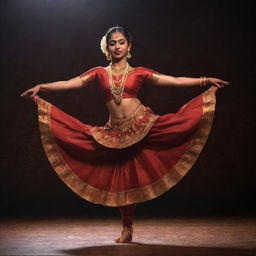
[155, 74, 229, 88]
[20, 76, 86, 98]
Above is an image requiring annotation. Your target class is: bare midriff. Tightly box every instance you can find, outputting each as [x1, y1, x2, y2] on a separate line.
[106, 98, 142, 119]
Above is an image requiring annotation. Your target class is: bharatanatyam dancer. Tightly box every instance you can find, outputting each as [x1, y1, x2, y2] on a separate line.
[20, 26, 229, 243]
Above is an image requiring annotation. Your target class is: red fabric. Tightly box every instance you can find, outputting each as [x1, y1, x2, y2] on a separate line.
[119, 204, 136, 227]
[79, 67, 159, 103]
[50, 92, 203, 193]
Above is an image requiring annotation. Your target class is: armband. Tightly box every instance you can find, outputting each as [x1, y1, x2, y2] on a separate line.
[151, 73, 161, 85]
[79, 71, 96, 86]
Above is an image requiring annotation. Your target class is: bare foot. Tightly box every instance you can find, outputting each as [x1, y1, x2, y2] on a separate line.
[115, 226, 133, 243]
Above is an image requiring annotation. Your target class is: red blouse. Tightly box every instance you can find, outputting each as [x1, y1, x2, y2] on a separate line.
[79, 66, 160, 103]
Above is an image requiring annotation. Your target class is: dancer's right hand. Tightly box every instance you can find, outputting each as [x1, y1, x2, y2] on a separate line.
[20, 85, 41, 98]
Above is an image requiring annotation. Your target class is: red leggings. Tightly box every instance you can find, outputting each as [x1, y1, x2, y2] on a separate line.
[118, 204, 136, 227]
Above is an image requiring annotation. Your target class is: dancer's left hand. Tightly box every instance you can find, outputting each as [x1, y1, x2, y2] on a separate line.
[207, 78, 229, 88]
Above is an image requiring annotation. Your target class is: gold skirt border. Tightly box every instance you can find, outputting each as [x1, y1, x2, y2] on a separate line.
[37, 87, 216, 207]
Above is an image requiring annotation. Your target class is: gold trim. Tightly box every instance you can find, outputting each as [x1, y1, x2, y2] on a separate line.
[37, 87, 216, 207]
[151, 73, 161, 85]
[79, 72, 95, 86]
[104, 65, 135, 77]
[91, 104, 159, 149]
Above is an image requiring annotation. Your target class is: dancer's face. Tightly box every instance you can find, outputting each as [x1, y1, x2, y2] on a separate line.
[107, 32, 130, 60]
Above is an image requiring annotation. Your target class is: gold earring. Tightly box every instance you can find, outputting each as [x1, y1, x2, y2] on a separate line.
[106, 52, 111, 61]
[127, 51, 132, 59]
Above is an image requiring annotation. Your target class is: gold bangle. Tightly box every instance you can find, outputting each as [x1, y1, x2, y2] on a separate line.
[200, 76, 207, 87]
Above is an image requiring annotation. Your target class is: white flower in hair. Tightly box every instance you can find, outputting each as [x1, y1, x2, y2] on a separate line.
[100, 35, 108, 55]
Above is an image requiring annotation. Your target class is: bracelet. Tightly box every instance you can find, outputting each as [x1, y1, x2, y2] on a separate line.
[200, 76, 208, 87]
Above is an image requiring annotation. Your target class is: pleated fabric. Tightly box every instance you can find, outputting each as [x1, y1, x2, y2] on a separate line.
[35, 87, 216, 207]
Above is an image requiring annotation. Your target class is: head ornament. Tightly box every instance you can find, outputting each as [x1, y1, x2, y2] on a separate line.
[100, 26, 131, 61]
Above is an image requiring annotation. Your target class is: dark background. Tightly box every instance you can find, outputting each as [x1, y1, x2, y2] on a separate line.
[0, 0, 255, 219]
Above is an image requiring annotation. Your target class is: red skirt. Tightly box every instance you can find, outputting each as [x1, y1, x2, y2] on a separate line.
[35, 87, 216, 207]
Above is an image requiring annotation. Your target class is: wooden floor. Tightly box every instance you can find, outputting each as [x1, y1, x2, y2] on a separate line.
[0, 217, 255, 256]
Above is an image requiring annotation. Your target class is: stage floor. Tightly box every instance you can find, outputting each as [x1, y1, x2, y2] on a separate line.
[0, 217, 255, 256]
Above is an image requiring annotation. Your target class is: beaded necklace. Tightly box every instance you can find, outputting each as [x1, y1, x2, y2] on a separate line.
[107, 63, 129, 104]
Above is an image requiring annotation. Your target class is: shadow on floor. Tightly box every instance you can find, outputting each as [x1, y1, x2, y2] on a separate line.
[60, 244, 256, 256]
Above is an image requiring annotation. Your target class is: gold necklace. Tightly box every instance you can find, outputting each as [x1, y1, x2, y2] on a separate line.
[107, 63, 129, 104]
[111, 65, 127, 76]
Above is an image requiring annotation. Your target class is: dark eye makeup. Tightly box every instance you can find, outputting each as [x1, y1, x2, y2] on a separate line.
[109, 39, 126, 46]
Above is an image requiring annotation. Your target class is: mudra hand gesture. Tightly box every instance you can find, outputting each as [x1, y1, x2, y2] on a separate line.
[205, 77, 229, 88]
[20, 84, 41, 98]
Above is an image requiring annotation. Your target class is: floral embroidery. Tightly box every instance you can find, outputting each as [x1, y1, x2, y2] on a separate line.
[91, 105, 159, 148]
